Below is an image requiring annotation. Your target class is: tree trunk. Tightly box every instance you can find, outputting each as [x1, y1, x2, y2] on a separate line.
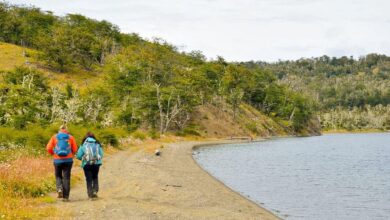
[155, 84, 164, 134]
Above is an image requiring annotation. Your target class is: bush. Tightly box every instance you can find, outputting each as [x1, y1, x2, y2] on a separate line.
[245, 122, 258, 134]
[131, 130, 147, 140]
[99, 133, 119, 147]
[148, 129, 160, 139]
[0, 127, 14, 149]
[26, 124, 52, 144]
[176, 124, 201, 136]
[67, 124, 89, 145]
[97, 127, 127, 147]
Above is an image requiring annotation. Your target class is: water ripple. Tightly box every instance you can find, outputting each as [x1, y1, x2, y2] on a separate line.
[194, 133, 390, 220]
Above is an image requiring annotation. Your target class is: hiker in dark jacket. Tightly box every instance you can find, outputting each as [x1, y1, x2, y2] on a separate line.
[46, 125, 78, 202]
[76, 132, 104, 199]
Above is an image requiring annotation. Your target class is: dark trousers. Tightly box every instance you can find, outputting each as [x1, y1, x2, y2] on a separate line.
[83, 164, 100, 197]
[54, 162, 73, 199]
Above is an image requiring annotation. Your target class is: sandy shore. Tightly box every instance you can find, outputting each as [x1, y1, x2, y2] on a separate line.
[52, 140, 280, 219]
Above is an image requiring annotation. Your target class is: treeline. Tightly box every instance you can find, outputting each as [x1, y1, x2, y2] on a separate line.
[0, 2, 316, 141]
[0, 54, 313, 134]
[106, 45, 314, 133]
[320, 105, 390, 131]
[0, 2, 141, 71]
[243, 54, 390, 130]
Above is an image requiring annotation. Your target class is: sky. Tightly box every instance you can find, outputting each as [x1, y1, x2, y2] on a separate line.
[8, 0, 390, 62]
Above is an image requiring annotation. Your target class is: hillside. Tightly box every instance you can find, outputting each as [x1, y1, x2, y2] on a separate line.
[0, 42, 302, 138]
[192, 103, 289, 138]
[0, 42, 32, 71]
[0, 1, 318, 138]
[243, 55, 390, 131]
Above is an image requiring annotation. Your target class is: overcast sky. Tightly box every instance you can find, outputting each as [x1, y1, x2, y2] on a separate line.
[9, 0, 390, 61]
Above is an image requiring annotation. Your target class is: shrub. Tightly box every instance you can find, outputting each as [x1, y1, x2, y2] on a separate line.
[96, 127, 127, 147]
[0, 127, 14, 149]
[24, 125, 52, 154]
[176, 124, 201, 136]
[99, 133, 119, 147]
[67, 124, 89, 145]
[131, 130, 147, 140]
[148, 130, 160, 139]
[245, 122, 258, 134]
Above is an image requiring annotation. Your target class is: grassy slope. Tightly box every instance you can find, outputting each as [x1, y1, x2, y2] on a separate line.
[0, 42, 103, 89]
[0, 42, 31, 71]
[192, 103, 289, 138]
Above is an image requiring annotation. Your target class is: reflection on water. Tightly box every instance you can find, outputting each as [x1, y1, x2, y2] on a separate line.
[194, 133, 390, 220]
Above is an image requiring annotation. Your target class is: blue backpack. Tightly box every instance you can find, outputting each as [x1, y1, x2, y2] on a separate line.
[54, 133, 71, 157]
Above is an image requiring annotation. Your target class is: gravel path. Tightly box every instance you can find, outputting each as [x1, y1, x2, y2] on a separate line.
[51, 141, 279, 220]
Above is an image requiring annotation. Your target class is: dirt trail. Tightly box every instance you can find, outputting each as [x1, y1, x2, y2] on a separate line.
[52, 141, 279, 220]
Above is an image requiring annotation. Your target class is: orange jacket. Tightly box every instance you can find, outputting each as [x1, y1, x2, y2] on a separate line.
[46, 129, 78, 162]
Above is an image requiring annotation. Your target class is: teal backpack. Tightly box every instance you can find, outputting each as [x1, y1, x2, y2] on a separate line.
[83, 137, 101, 165]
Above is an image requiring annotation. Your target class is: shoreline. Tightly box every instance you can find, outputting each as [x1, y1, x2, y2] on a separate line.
[54, 139, 280, 219]
[322, 129, 389, 134]
[191, 140, 281, 219]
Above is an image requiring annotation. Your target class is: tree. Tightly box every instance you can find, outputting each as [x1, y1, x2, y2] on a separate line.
[0, 67, 50, 128]
[38, 24, 73, 72]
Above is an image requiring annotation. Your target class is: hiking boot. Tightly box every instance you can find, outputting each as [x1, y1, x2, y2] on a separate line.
[62, 198, 70, 202]
[92, 192, 98, 199]
[57, 189, 63, 198]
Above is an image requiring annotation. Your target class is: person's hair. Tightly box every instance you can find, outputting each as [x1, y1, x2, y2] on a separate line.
[59, 124, 67, 131]
[81, 131, 100, 145]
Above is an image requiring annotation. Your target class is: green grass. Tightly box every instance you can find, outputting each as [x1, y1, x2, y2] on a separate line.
[0, 42, 34, 71]
[131, 130, 147, 140]
[0, 41, 105, 90]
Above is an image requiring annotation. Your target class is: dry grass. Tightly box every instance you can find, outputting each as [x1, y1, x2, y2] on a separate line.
[0, 42, 35, 71]
[0, 156, 58, 219]
[0, 157, 52, 183]
[192, 103, 288, 138]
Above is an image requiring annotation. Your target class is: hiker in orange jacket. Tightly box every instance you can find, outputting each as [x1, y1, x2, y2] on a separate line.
[46, 125, 78, 201]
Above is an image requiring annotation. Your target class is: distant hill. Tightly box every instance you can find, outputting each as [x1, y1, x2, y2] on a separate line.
[242, 55, 390, 131]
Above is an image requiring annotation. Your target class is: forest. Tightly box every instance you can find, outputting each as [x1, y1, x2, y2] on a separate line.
[243, 54, 390, 131]
[0, 2, 317, 157]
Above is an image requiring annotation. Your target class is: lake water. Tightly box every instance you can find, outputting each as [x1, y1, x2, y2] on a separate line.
[193, 133, 390, 219]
